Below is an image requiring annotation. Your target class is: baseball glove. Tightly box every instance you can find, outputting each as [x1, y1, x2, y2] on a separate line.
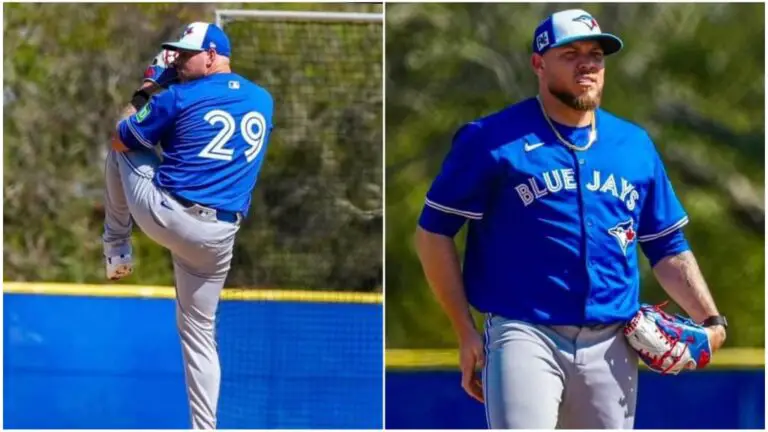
[623, 301, 712, 375]
[132, 50, 179, 110]
[142, 49, 179, 88]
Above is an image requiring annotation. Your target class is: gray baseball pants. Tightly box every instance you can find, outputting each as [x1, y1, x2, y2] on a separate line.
[482, 314, 638, 429]
[102, 147, 240, 429]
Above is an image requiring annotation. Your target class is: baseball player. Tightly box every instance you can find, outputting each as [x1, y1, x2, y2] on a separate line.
[102, 22, 274, 429]
[414, 9, 727, 429]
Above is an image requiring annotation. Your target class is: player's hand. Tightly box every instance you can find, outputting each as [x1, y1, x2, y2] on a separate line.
[705, 325, 727, 353]
[458, 328, 485, 403]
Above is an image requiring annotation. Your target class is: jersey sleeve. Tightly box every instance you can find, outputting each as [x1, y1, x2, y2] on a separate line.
[418, 122, 498, 237]
[117, 88, 177, 150]
[637, 137, 689, 243]
[640, 228, 691, 267]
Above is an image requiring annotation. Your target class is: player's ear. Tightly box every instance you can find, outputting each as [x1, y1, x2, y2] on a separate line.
[208, 49, 217, 67]
[531, 53, 545, 76]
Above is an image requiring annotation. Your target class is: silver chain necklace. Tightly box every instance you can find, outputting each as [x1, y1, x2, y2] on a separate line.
[536, 95, 597, 152]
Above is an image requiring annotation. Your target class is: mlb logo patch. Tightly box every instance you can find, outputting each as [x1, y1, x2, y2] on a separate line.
[536, 31, 550, 51]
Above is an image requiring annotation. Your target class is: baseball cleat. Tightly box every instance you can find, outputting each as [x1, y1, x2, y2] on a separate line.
[106, 254, 134, 280]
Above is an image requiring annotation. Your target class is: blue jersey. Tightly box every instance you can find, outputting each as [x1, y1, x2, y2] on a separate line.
[418, 97, 690, 325]
[118, 72, 274, 216]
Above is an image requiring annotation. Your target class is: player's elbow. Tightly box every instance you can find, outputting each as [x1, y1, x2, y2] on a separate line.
[111, 133, 130, 153]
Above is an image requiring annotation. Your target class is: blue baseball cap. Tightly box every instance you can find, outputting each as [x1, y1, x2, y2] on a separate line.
[532, 9, 623, 56]
[162, 22, 231, 57]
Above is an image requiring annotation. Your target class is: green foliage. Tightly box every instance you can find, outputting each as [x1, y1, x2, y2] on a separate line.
[222, 9, 382, 292]
[386, 3, 764, 348]
[4, 3, 382, 292]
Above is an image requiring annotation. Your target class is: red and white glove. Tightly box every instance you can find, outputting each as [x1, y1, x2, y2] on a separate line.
[624, 302, 712, 375]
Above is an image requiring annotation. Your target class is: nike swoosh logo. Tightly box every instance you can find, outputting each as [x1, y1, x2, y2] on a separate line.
[524, 142, 545, 152]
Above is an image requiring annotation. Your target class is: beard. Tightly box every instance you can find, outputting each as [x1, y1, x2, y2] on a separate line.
[549, 82, 602, 111]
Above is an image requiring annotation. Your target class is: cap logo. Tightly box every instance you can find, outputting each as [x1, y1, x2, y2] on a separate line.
[572, 14, 599, 31]
[183, 27, 194, 37]
[536, 31, 550, 51]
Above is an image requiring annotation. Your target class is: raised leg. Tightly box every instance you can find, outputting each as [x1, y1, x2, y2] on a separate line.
[102, 148, 137, 279]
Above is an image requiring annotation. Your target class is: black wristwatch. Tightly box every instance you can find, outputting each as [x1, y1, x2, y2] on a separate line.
[702, 315, 728, 330]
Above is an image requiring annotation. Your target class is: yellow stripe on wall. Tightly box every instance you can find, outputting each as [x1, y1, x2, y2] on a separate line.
[386, 348, 765, 369]
[3, 282, 382, 304]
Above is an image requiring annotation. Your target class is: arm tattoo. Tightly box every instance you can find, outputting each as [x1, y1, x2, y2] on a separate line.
[654, 250, 719, 323]
[676, 252, 699, 290]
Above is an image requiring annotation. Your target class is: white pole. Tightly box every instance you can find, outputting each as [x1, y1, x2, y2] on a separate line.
[214, 9, 382, 24]
[215, 10, 223, 29]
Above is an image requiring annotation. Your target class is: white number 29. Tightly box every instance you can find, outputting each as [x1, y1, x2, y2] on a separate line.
[198, 109, 267, 163]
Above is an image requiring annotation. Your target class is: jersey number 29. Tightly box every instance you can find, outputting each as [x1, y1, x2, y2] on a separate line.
[199, 109, 266, 162]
